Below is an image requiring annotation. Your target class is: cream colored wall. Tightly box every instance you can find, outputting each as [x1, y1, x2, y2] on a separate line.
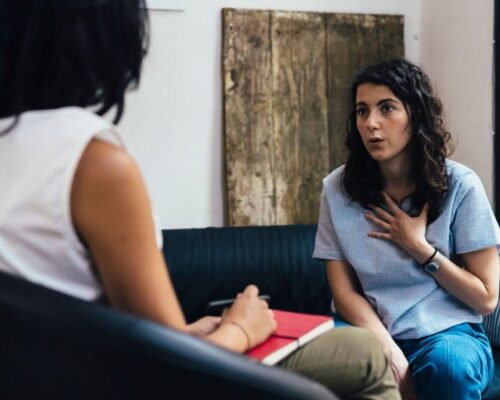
[420, 0, 495, 201]
[118, 0, 422, 228]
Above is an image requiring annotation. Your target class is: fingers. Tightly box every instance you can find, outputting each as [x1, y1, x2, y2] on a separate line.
[365, 212, 392, 230]
[382, 192, 403, 216]
[237, 286, 269, 309]
[242, 284, 259, 297]
[368, 204, 395, 223]
[365, 207, 393, 241]
[367, 231, 392, 240]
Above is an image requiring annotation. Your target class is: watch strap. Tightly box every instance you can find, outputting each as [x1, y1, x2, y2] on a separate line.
[421, 248, 438, 266]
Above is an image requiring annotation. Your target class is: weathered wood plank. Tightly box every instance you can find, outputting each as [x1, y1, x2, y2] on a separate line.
[223, 10, 404, 226]
[222, 9, 275, 226]
[326, 13, 404, 170]
[377, 15, 404, 61]
[271, 11, 329, 224]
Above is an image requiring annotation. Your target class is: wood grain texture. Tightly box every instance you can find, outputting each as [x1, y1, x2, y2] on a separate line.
[271, 11, 329, 224]
[223, 9, 275, 226]
[376, 15, 404, 61]
[223, 9, 404, 226]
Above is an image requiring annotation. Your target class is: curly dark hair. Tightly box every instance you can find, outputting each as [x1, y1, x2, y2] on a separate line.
[0, 0, 149, 132]
[341, 58, 453, 223]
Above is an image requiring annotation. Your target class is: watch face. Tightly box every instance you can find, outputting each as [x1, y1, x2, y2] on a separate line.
[424, 261, 439, 273]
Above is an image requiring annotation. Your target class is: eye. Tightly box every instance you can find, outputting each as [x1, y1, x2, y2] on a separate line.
[380, 103, 395, 113]
[356, 107, 368, 118]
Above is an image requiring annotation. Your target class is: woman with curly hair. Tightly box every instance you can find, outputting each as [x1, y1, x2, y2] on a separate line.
[314, 58, 500, 400]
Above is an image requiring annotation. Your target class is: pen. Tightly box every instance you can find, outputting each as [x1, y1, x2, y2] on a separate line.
[207, 294, 271, 308]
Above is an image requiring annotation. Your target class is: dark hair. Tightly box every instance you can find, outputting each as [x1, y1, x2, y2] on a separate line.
[341, 58, 453, 223]
[0, 0, 149, 130]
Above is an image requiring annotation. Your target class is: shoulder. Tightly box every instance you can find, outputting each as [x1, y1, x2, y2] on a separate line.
[446, 159, 483, 193]
[446, 159, 475, 179]
[71, 139, 150, 242]
[74, 139, 139, 191]
[323, 165, 345, 191]
[444, 160, 491, 215]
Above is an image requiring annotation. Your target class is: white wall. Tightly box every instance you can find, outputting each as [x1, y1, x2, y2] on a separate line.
[118, 0, 421, 229]
[420, 0, 495, 200]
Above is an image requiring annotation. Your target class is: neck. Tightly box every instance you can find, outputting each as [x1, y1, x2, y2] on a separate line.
[379, 156, 414, 202]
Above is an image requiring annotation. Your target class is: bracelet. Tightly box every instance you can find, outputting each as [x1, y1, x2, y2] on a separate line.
[421, 248, 437, 266]
[226, 320, 251, 351]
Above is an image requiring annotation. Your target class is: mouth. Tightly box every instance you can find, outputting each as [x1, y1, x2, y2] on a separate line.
[365, 137, 385, 154]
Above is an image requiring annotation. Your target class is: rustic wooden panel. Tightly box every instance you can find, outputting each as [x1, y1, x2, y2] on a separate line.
[326, 14, 404, 170]
[223, 9, 404, 226]
[222, 9, 275, 226]
[271, 11, 329, 224]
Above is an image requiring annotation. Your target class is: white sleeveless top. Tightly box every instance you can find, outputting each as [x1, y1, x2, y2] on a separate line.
[0, 107, 133, 300]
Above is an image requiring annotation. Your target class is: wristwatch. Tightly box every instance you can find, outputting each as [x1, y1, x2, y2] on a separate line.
[422, 249, 445, 273]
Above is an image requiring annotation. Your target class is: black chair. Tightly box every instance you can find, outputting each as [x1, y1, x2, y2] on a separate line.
[0, 271, 338, 400]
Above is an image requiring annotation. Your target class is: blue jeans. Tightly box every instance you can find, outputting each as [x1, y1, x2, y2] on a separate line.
[395, 323, 494, 400]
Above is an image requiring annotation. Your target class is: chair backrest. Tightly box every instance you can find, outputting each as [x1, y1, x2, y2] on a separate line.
[0, 271, 338, 400]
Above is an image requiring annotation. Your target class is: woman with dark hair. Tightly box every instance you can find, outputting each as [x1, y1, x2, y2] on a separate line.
[0, 1, 401, 398]
[314, 58, 500, 399]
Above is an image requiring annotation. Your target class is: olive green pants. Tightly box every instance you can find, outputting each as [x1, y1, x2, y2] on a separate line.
[279, 327, 401, 400]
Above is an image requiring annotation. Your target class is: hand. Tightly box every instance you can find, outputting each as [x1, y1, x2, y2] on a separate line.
[187, 316, 221, 337]
[388, 345, 417, 400]
[365, 192, 433, 261]
[221, 285, 276, 349]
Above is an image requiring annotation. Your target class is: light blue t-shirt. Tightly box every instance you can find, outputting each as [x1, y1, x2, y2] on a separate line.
[313, 160, 500, 339]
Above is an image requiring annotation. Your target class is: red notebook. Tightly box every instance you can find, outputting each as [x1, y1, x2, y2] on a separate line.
[246, 310, 334, 365]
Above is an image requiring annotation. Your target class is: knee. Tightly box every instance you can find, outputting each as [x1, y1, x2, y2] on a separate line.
[341, 328, 391, 379]
[346, 327, 386, 356]
[413, 338, 484, 398]
[421, 339, 476, 383]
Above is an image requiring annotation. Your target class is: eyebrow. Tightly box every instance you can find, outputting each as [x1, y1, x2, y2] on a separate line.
[356, 98, 401, 107]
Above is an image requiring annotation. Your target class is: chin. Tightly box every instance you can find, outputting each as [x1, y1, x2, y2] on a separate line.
[367, 152, 387, 162]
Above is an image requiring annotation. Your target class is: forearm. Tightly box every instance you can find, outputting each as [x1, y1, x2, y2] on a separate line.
[409, 243, 498, 315]
[428, 258, 497, 314]
[206, 323, 248, 353]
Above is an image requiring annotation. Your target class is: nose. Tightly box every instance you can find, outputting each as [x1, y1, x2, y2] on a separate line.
[365, 111, 381, 131]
